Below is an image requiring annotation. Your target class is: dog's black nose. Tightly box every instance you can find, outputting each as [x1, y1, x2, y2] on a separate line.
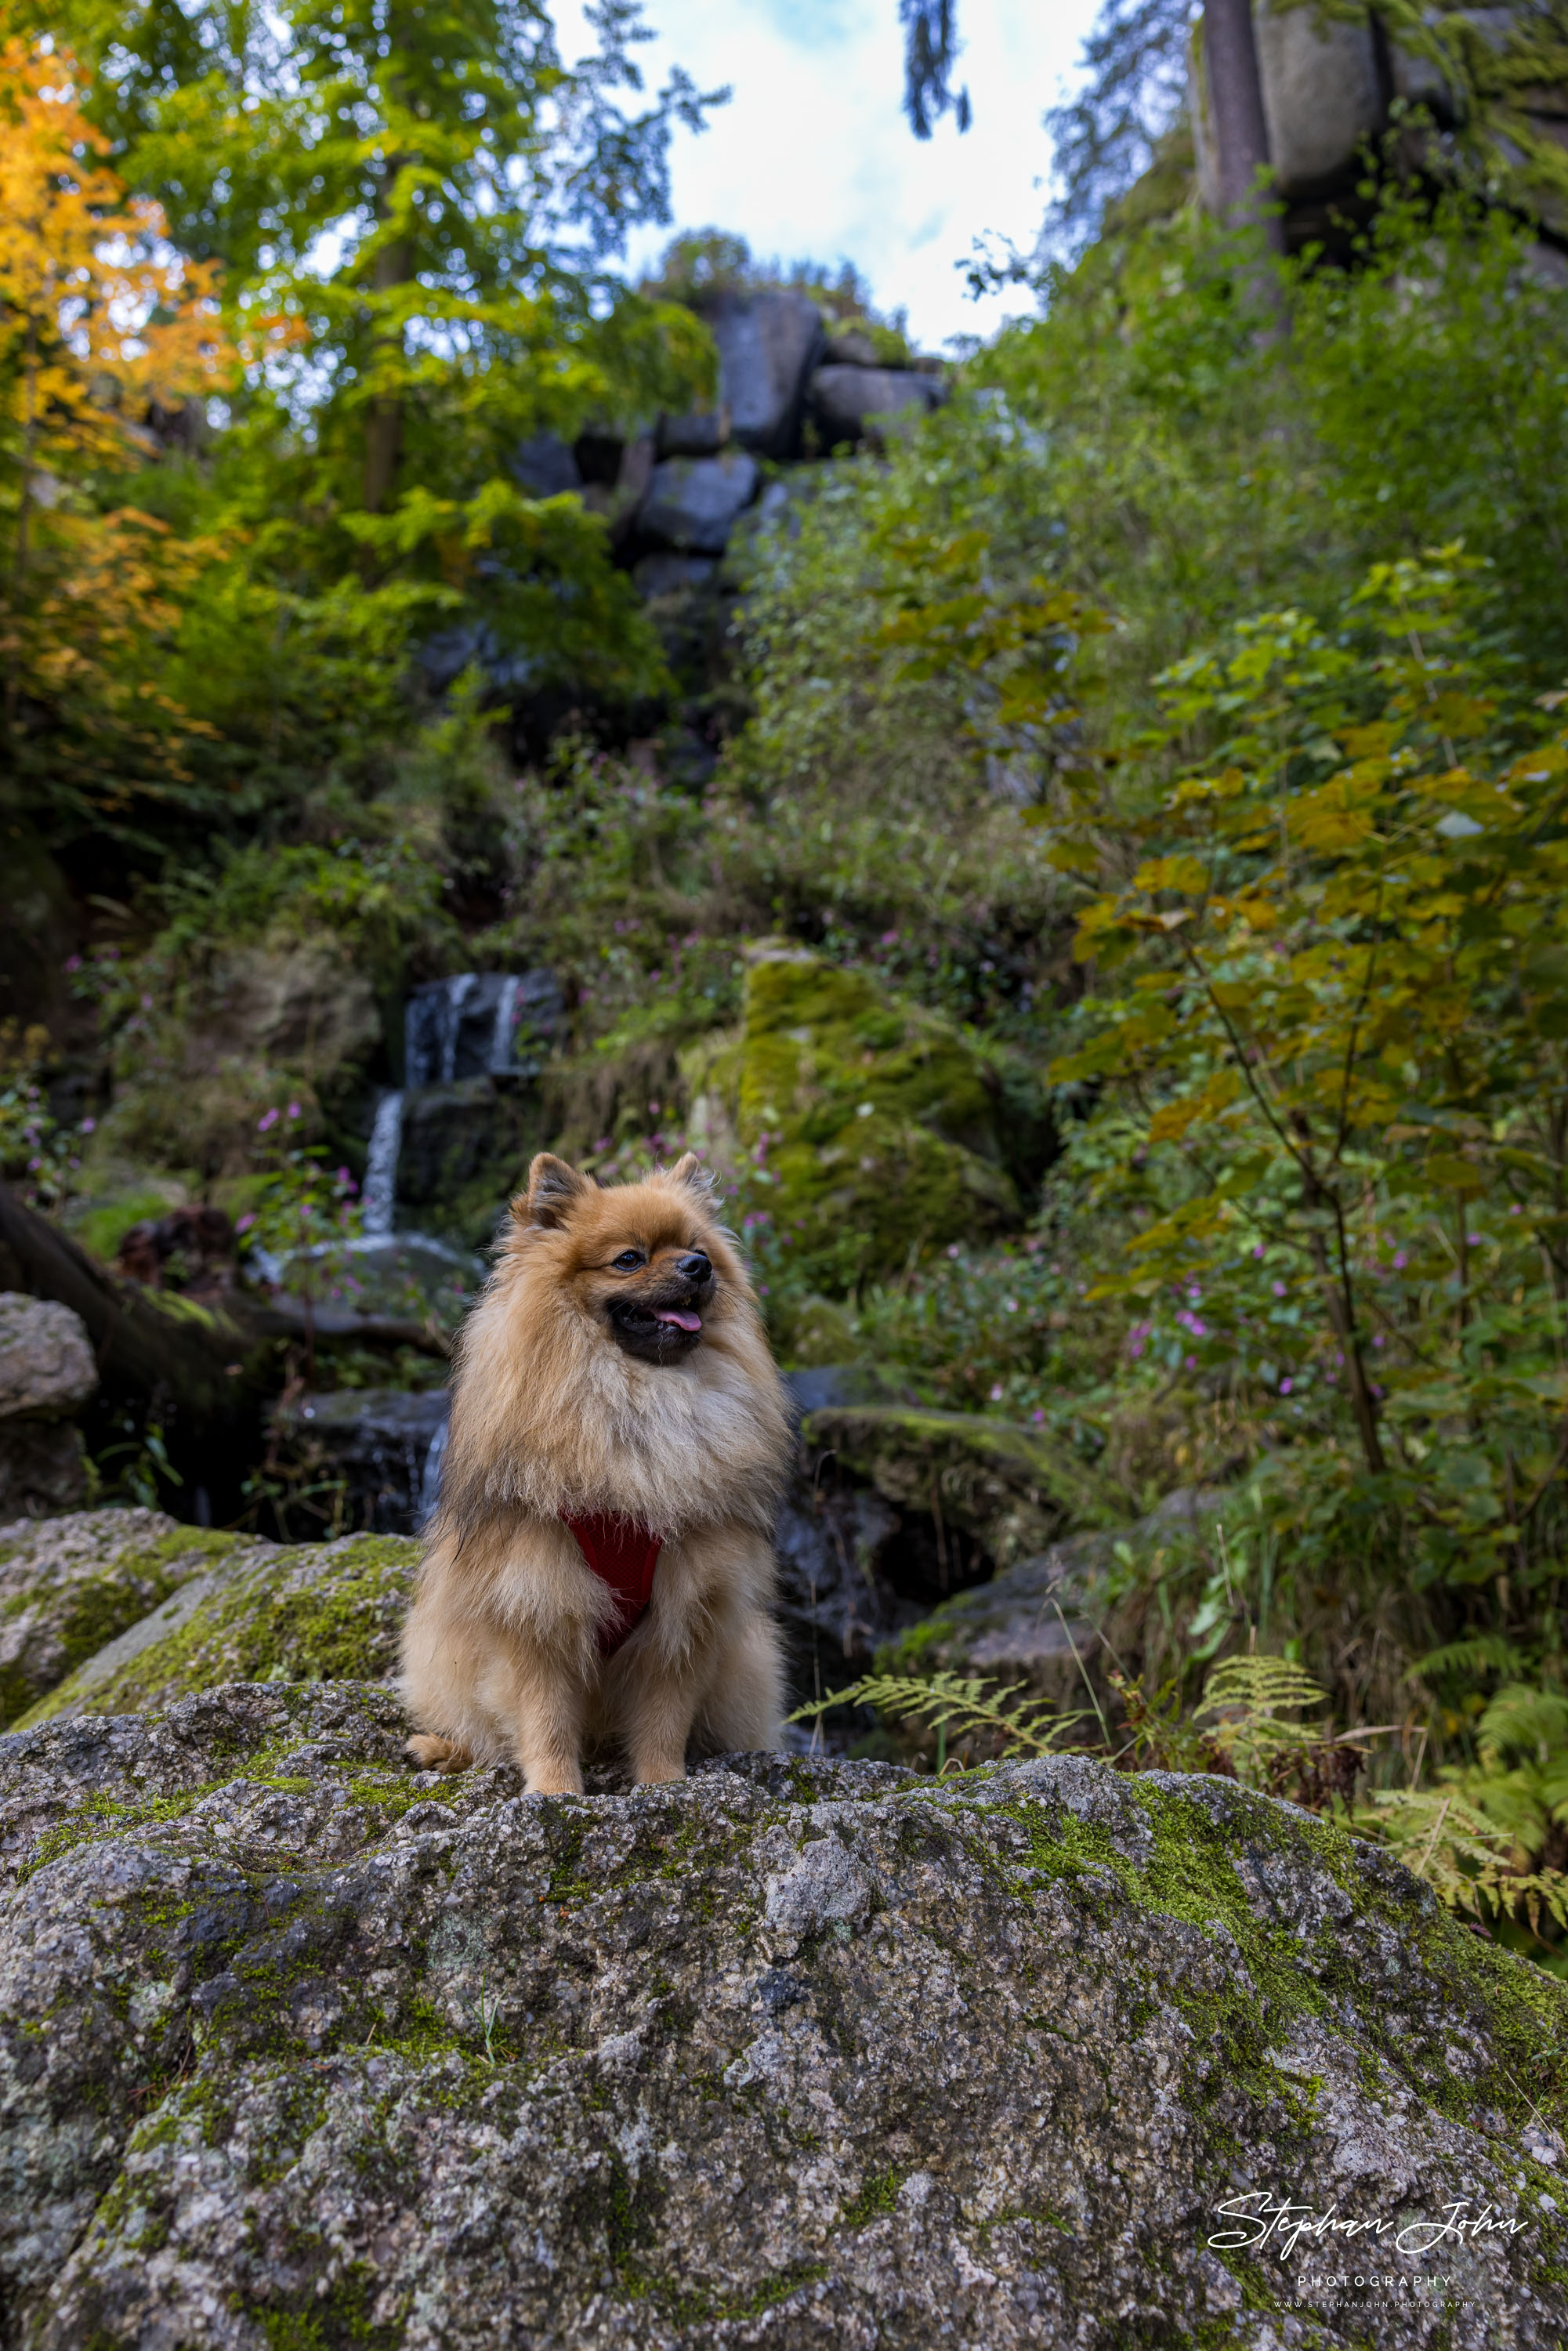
[676, 1251, 712, 1284]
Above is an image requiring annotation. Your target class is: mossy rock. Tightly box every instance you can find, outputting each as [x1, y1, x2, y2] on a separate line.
[19, 1529, 420, 1726]
[0, 1510, 263, 1732]
[700, 944, 1023, 1290]
[875, 1532, 1112, 1697]
[799, 1404, 1110, 1570]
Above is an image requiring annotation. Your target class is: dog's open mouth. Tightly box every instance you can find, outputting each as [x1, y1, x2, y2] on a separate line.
[607, 1296, 704, 1359]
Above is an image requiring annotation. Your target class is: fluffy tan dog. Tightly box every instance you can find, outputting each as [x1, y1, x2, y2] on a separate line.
[400, 1150, 791, 1793]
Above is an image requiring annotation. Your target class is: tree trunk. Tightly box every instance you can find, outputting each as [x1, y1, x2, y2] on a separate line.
[1203, 0, 1286, 250]
[363, 225, 413, 518]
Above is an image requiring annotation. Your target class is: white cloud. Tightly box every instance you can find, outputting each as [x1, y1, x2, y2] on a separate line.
[557, 0, 1104, 350]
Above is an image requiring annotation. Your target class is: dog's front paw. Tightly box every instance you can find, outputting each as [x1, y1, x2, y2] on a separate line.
[407, 1733, 472, 1773]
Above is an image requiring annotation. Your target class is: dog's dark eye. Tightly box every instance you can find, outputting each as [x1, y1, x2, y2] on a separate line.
[611, 1249, 646, 1271]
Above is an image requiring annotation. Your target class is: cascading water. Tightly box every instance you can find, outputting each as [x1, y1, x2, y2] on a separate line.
[418, 1411, 449, 1528]
[490, 974, 522, 1076]
[406, 972, 478, 1089]
[353, 968, 563, 1246]
[360, 1090, 404, 1238]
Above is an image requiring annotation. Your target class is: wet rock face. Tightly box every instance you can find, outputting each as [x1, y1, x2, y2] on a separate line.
[268, 1389, 449, 1535]
[2, 1685, 1565, 2347]
[393, 1077, 552, 1244]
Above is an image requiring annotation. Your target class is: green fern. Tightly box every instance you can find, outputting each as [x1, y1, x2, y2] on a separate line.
[1195, 1654, 1331, 1786]
[1363, 1783, 1568, 1936]
[786, 1673, 1091, 1762]
[1410, 1635, 1532, 1684]
[1477, 1684, 1568, 1774]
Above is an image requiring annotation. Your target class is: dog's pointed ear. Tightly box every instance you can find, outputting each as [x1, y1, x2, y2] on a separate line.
[515, 1153, 591, 1230]
[667, 1151, 719, 1205]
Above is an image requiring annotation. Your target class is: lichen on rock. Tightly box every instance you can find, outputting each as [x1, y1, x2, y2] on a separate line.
[1, 1683, 1565, 2345]
[17, 1528, 418, 1727]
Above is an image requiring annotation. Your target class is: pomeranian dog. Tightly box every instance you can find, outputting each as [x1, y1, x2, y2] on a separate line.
[400, 1150, 791, 1793]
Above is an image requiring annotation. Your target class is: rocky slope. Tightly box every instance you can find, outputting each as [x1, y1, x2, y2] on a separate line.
[2, 1678, 1565, 2347]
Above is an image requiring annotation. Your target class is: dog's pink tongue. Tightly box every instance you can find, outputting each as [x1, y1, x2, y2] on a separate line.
[656, 1308, 702, 1333]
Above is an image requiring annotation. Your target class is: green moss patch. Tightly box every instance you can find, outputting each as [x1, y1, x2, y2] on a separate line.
[714, 945, 1023, 1289]
[0, 1514, 258, 1731]
[17, 1532, 420, 1725]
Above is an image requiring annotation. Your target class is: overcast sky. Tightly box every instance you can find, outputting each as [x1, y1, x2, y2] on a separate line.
[557, 0, 1106, 351]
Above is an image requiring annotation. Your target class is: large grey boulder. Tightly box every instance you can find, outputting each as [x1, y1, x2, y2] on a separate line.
[809, 365, 943, 447]
[509, 432, 582, 498]
[0, 1295, 96, 1421]
[1, 1681, 1564, 2346]
[876, 1488, 1226, 1697]
[709, 289, 824, 458]
[632, 551, 720, 597]
[0, 1293, 98, 1522]
[639, 451, 760, 553]
[657, 405, 730, 458]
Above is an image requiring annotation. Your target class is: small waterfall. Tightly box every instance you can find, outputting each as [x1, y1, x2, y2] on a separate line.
[361, 1089, 404, 1238]
[405, 971, 477, 1089]
[490, 974, 522, 1075]
[418, 1411, 449, 1529]
[439, 973, 476, 1083]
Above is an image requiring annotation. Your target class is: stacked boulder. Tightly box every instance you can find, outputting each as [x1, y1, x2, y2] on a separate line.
[505, 291, 947, 599]
[1192, 2, 1568, 266]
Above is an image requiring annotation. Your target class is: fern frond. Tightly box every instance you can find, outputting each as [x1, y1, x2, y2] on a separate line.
[1200, 1655, 1327, 1721]
[1408, 1635, 1530, 1684]
[1195, 1655, 1329, 1784]
[1361, 1784, 1568, 1933]
[786, 1673, 1091, 1761]
[1477, 1683, 1568, 1771]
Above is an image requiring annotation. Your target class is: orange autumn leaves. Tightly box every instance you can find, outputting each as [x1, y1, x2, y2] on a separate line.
[0, 31, 242, 814]
[0, 34, 233, 484]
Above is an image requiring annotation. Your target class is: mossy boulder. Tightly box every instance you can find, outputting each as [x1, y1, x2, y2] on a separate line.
[19, 1527, 419, 1726]
[876, 1491, 1227, 1694]
[800, 1404, 1106, 1571]
[692, 944, 1027, 1289]
[0, 1509, 265, 1732]
[2, 1686, 1566, 2343]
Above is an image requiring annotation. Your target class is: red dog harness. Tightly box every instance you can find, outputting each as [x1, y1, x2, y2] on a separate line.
[562, 1514, 664, 1655]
